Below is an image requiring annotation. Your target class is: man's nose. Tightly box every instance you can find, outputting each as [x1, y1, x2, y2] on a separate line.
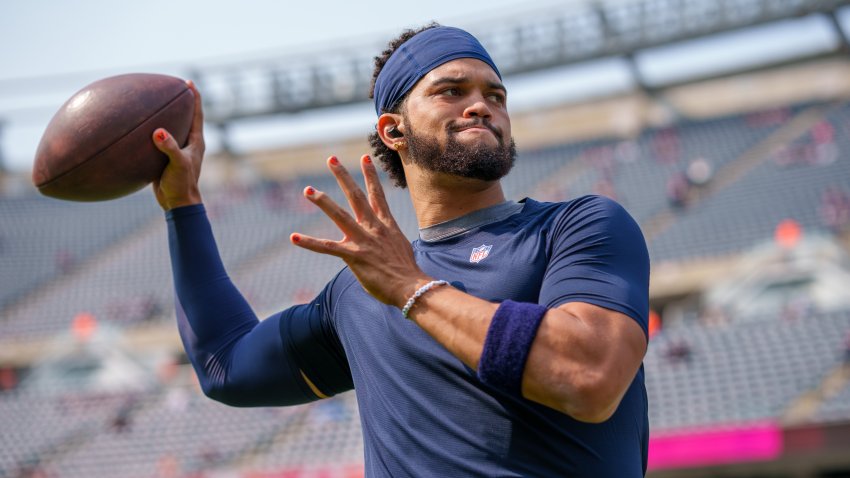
[463, 93, 492, 119]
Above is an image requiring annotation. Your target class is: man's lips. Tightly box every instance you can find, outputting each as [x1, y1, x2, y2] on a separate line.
[452, 123, 501, 139]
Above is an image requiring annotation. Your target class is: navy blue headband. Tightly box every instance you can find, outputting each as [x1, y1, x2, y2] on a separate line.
[373, 26, 501, 116]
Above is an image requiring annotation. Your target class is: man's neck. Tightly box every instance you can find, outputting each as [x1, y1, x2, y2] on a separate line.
[406, 170, 507, 228]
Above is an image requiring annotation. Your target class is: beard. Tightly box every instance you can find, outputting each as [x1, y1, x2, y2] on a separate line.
[404, 116, 516, 182]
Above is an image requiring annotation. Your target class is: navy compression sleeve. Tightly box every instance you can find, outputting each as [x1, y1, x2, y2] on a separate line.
[166, 204, 351, 407]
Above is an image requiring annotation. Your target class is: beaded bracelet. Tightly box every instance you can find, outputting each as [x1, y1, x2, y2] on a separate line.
[401, 280, 448, 319]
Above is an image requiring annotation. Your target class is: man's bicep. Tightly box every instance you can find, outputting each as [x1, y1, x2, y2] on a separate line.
[540, 196, 650, 335]
[556, 301, 647, 359]
[549, 301, 646, 418]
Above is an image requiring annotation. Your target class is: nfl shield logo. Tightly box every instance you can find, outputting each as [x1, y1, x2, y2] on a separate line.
[469, 244, 492, 263]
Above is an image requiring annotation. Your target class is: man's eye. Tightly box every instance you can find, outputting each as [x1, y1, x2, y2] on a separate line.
[442, 88, 460, 96]
[488, 93, 506, 104]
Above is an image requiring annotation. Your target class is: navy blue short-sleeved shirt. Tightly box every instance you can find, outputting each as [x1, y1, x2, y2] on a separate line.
[167, 195, 650, 477]
[312, 196, 649, 477]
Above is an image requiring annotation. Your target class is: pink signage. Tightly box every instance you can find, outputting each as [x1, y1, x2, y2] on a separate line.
[648, 421, 783, 470]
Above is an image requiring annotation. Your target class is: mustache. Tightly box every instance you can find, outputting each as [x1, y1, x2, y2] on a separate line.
[448, 120, 502, 140]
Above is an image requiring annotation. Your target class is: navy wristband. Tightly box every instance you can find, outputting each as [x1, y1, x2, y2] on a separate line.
[477, 300, 548, 397]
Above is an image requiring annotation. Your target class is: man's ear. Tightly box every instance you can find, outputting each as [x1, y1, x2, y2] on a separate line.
[377, 114, 405, 149]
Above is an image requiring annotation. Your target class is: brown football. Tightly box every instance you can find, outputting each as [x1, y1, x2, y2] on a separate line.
[32, 73, 194, 201]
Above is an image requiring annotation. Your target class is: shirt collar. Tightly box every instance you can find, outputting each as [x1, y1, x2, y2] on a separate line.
[418, 200, 524, 243]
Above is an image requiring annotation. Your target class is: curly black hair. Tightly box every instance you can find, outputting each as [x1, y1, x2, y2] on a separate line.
[368, 22, 441, 188]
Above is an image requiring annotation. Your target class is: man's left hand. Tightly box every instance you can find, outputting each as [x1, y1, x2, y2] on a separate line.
[290, 155, 432, 309]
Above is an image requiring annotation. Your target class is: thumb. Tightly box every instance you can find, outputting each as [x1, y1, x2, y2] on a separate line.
[152, 128, 181, 159]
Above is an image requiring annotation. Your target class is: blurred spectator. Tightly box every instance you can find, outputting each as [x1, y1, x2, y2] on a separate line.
[812, 120, 834, 144]
[665, 338, 692, 364]
[685, 157, 713, 187]
[666, 172, 689, 208]
[819, 187, 850, 233]
[652, 128, 680, 164]
[112, 395, 139, 433]
[112, 406, 132, 433]
[811, 121, 837, 165]
[773, 123, 837, 166]
[773, 142, 817, 167]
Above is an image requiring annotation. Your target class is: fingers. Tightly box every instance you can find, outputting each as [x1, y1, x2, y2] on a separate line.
[326, 156, 376, 225]
[295, 154, 402, 260]
[289, 232, 346, 257]
[186, 80, 206, 148]
[151, 126, 203, 210]
[360, 155, 394, 224]
[152, 128, 182, 161]
[302, 185, 362, 239]
[327, 155, 397, 229]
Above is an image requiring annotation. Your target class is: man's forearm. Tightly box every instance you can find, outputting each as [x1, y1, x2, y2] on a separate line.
[167, 204, 317, 406]
[404, 281, 494, 370]
[167, 204, 259, 354]
[407, 285, 645, 421]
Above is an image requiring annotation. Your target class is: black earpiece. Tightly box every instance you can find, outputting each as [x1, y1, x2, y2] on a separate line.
[387, 126, 404, 138]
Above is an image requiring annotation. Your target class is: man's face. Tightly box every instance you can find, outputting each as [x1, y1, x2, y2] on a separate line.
[400, 58, 515, 182]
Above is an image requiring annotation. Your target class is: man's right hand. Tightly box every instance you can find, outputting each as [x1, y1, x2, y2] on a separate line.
[151, 80, 206, 211]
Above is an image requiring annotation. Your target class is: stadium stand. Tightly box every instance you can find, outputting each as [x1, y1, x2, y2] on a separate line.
[4, 2, 850, 475]
[3, 94, 850, 477]
[649, 103, 850, 263]
[0, 194, 158, 310]
[645, 308, 850, 430]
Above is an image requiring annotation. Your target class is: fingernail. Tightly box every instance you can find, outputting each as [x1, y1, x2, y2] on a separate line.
[291, 234, 301, 243]
[305, 186, 315, 196]
[329, 156, 339, 166]
[156, 130, 168, 142]
[362, 155, 372, 164]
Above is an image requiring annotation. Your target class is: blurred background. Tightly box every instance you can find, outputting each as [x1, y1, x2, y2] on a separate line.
[2, 0, 850, 477]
